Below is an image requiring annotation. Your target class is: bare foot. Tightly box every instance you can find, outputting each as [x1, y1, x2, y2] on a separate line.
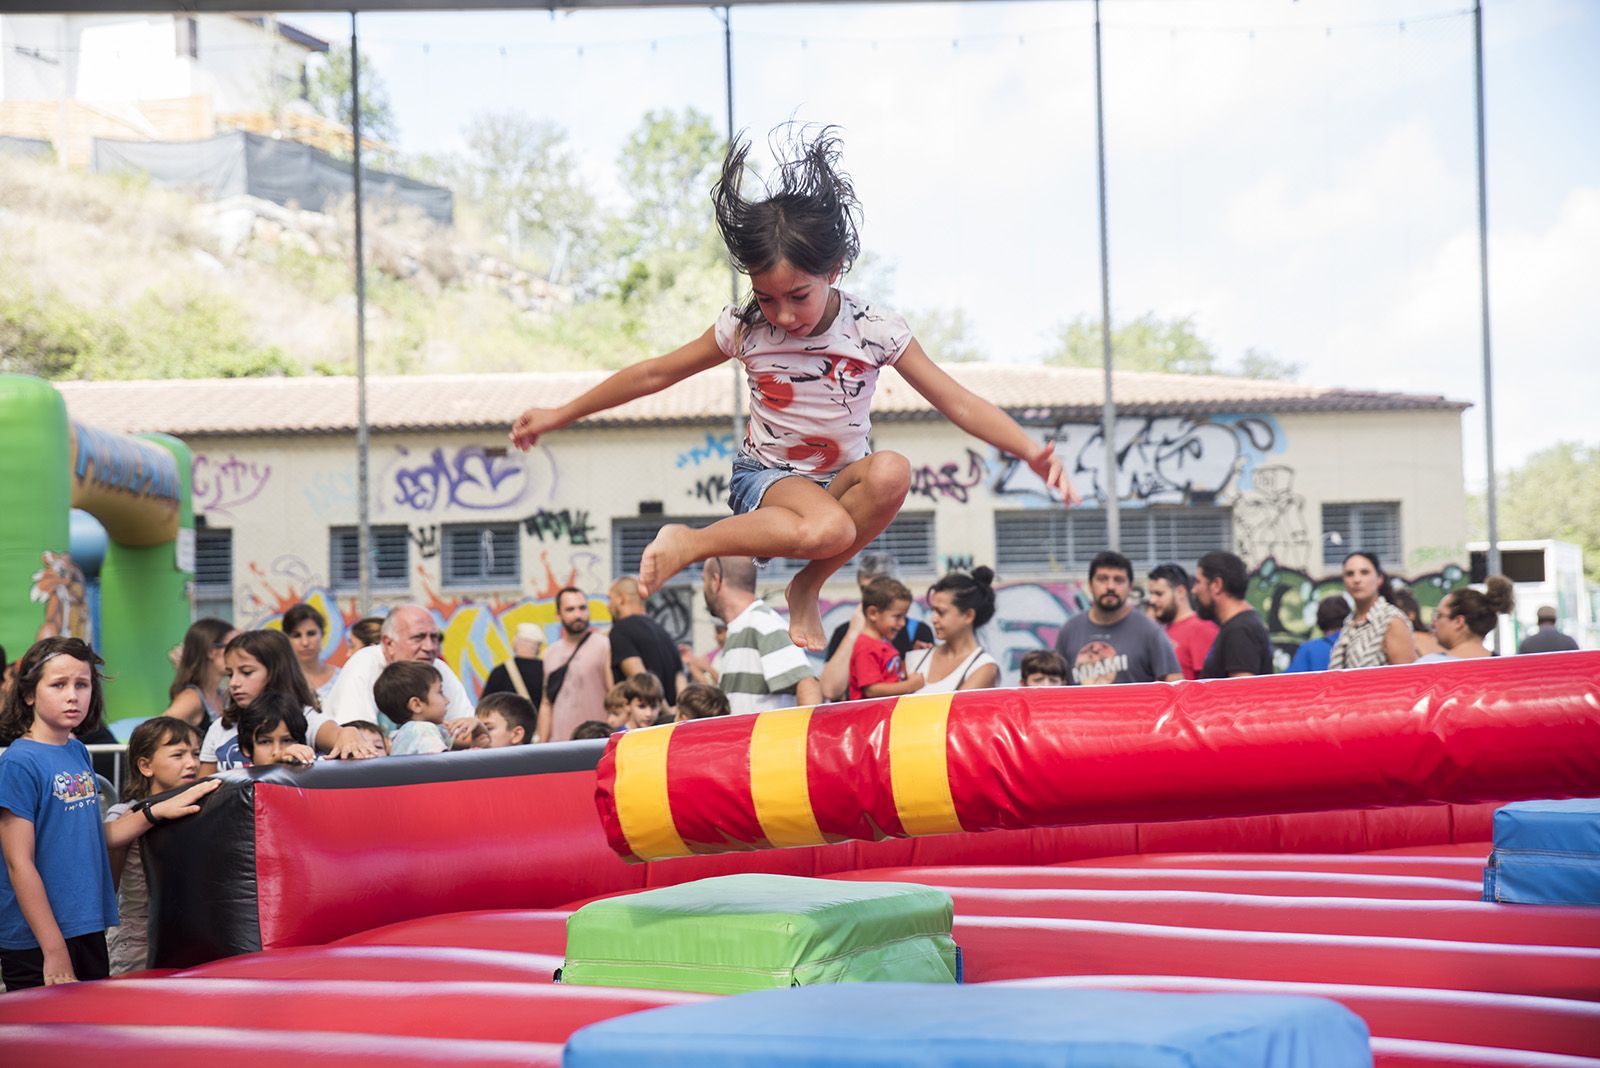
[785, 572, 827, 651]
[638, 524, 694, 598]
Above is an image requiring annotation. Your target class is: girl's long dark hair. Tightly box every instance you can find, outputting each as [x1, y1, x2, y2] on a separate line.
[713, 125, 862, 327]
[169, 618, 233, 700]
[221, 629, 319, 729]
[121, 716, 201, 802]
[0, 637, 105, 746]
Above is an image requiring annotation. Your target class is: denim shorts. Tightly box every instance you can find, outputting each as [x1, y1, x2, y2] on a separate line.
[727, 453, 832, 515]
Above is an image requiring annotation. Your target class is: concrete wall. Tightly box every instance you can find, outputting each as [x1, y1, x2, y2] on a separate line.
[184, 406, 1470, 689]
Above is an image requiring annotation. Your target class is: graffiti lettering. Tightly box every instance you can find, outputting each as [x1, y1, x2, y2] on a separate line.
[523, 508, 594, 546]
[1233, 464, 1311, 570]
[690, 474, 731, 506]
[392, 445, 530, 513]
[193, 452, 272, 518]
[909, 449, 988, 504]
[941, 555, 976, 574]
[996, 415, 1280, 506]
[410, 525, 440, 560]
[676, 431, 737, 469]
[71, 423, 180, 505]
[646, 587, 694, 644]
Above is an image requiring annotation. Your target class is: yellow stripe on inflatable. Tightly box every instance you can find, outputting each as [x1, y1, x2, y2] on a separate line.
[888, 693, 963, 837]
[612, 724, 689, 861]
[749, 706, 826, 848]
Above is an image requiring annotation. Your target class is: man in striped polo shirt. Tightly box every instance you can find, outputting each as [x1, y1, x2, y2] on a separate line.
[702, 557, 822, 715]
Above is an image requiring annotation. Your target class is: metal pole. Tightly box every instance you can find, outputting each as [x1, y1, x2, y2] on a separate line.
[1473, 0, 1500, 589]
[351, 12, 372, 613]
[1093, 0, 1119, 550]
[719, 6, 744, 450]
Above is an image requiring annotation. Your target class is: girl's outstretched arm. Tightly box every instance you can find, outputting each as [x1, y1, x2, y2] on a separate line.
[895, 341, 1080, 504]
[511, 327, 728, 450]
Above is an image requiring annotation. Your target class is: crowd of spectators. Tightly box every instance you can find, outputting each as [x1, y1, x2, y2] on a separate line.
[0, 540, 1581, 989]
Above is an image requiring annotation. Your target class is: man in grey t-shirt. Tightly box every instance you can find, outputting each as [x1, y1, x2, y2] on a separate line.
[1055, 551, 1183, 685]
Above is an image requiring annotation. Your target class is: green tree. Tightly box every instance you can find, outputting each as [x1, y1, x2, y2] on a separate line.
[616, 108, 725, 258]
[1471, 442, 1600, 582]
[1046, 313, 1294, 379]
[307, 45, 399, 152]
[443, 111, 598, 282]
[906, 307, 985, 363]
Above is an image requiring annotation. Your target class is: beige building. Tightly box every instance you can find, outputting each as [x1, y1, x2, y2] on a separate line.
[58, 365, 1470, 686]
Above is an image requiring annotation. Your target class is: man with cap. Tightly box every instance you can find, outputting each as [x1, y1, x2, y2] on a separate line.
[481, 622, 545, 706]
[1517, 606, 1580, 655]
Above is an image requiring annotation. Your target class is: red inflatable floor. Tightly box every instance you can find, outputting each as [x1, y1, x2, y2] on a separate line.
[3, 842, 1597, 1067]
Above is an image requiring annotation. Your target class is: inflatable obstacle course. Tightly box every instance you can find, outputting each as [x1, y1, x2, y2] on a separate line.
[0, 374, 194, 725]
[560, 874, 959, 994]
[1484, 798, 1600, 906]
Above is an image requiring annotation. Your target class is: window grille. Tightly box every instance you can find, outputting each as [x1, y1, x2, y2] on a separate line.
[441, 522, 519, 588]
[995, 507, 1234, 575]
[1321, 502, 1402, 568]
[330, 525, 411, 589]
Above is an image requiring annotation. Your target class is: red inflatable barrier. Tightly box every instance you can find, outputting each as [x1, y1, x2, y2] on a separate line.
[1010, 976, 1600, 1058]
[833, 864, 1486, 899]
[597, 652, 1600, 860]
[0, 1025, 563, 1068]
[952, 915, 1600, 1000]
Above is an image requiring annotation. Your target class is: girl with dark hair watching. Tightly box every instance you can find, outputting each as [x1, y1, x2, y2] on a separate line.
[199, 630, 321, 776]
[105, 716, 201, 974]
[905, 567, 1001, 694]
[159, 618, 237, 732]
[1425, 577, 1515, 661]
[510, 126, 1076, 652]
[0, 639, 216, 990]
[282, 603, 340, 701]
[1328, 552, 1417, 669]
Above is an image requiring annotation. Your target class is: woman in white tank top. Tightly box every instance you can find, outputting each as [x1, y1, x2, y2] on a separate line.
[906, 567, 1001, 695]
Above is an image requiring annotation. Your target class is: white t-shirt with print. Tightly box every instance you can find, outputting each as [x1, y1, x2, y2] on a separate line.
[714, 290, 913, 478]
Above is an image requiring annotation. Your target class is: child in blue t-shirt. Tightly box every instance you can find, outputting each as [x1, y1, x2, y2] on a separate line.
[0, 638, 218, 990]
[375, 660, 452, 756]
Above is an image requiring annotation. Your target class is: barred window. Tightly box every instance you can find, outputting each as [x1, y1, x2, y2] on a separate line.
[1321, 502, 1401, 568]
[995, 507, 1234, 575]
[851, 512, 935, 576]
[194, 524, 233, 621]
[330, 525, 411, 589]
[441, 522, 518, 588]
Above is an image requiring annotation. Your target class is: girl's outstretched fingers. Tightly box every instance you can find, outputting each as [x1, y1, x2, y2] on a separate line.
[153, 777, 222, 821]
[1030, 441, 1080, 506]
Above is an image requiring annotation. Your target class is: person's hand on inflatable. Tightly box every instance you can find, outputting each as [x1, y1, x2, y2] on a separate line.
[278, 744, 318, 767]
[326, 726, 380, 761]
[149, 778, 222, 822]
[1028, 441, 1079, 506]
[42, 948, 77, 986]
[510, 407, 564, 451]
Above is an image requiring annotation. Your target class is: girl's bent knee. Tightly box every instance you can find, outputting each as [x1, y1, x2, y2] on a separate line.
[800, 513, 856, 558]
[869, 451, 911, 495]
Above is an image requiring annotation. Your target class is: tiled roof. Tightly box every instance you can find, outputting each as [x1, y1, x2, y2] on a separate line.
[53, 365, 1467, 438]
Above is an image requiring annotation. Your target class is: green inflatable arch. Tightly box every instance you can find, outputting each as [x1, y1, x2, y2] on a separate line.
[0, 374, 195, 733]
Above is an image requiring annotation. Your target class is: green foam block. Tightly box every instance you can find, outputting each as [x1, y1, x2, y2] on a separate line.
[561, 873, 960, 995]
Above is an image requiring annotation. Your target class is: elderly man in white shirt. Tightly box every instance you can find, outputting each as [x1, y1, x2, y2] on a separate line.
[324, 604, 477, 745]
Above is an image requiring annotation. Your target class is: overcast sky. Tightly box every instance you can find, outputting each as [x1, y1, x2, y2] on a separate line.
[289, 0, 1598, 487]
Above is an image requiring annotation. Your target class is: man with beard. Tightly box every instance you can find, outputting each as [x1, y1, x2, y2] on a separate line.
[537, 587, 613, 742]
[1147, 563, 1218, 681]
[1054, 551, 1182, 686]
[1191, 551, 1274, 678]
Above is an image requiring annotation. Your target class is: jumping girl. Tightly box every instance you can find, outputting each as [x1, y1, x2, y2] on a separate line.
[511, 128, 1075, 649]
[0, 638, 216, 989]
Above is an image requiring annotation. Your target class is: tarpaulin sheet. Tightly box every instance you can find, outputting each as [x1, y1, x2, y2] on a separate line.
[561, 874, 958, 995]
[92, 130, 452, 224]
[1485, 798, 1600, 906]
[562, 984, 1372, 1068]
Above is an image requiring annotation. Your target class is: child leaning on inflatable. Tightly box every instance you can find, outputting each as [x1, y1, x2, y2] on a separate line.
[512, 126, 1077, 651]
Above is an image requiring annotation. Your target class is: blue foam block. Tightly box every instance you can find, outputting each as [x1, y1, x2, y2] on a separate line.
[563, 984, 1372, 1068]
[1485, 798, 1600, 906]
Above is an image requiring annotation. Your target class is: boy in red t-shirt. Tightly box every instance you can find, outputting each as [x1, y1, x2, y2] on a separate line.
[847, 577, 926, 700]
